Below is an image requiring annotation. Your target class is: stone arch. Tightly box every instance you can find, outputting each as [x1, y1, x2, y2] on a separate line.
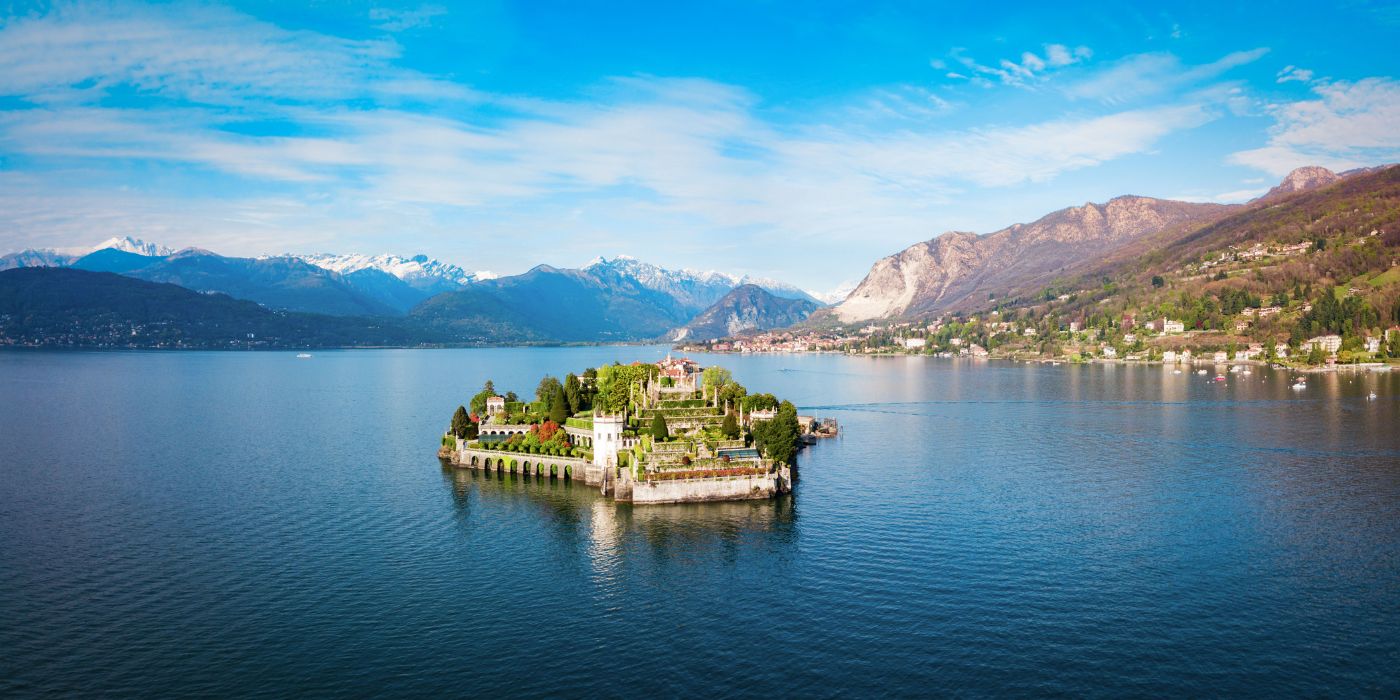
[550, 464, 558, 477]
[523, 460, 531, 474]
[470, 455, 478, 467]
[564, 465, 572, 480]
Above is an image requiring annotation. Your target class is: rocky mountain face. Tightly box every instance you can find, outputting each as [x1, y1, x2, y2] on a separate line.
[833, 195, 1231, 322]
[1258, 166, 1341, 202]
[670, 284, 819, 341]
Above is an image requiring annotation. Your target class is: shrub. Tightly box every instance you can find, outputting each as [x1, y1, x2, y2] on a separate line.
[680, 455, 692, 466]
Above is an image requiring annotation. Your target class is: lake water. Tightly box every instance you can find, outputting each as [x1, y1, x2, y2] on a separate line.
[2, 347, 1398, 697]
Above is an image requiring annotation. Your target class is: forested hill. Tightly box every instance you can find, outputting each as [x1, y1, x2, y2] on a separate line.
[0, 268, 433, 349]
[963, 165, 1400, 362]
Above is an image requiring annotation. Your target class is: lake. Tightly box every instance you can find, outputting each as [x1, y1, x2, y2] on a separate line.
[2, 347, 1398, 697]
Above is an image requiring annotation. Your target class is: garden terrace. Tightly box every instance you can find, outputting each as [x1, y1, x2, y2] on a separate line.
[640, 406, 723, 419]
[640, 465, 771, 481]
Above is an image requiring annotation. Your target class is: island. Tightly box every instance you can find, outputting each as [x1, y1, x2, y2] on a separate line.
[438, 355, 822, 504]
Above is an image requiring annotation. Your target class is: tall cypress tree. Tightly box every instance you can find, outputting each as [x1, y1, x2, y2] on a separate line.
[563, 373, 581, 414]
[650, 413, 669, 441]
[550, 385, 569, 424]
[450, 405, 470, 439]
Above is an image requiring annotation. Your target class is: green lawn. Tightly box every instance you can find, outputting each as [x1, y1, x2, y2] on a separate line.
[1367, 266, 1400, 288]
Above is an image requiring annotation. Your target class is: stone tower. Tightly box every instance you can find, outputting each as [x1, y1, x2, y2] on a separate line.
[592, 414, 624, 469]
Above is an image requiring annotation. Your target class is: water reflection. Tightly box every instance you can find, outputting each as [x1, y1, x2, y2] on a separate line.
[440, 463, 797, 569]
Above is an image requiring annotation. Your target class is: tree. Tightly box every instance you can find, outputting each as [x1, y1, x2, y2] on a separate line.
[535, 375, 561, 406]
[469, 380, 496, 417]
[505, 391, 519, 403]
[702, 366, 733, 391]
[752, 401, 801, 466]
[1151, 275, 1165, 288]
[721, 412, 740, 439]
[450, 405, 470, 439]
[549, 385, 569, 424]
[563, 373, 581, 414]
[650, 413, 669, 441]
[1307, 345, 1326, 365]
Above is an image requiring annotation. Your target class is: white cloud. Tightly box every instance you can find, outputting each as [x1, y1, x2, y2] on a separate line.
[0, 2, 470, 106]
[1063, 48, 1269, 104]
[945, 43, 1092, 88]
[1276, 65, 1314, 83]
[1230, 77, 1400, 175]
[0, 3, 1235, 284]
[370, 4, 448, 32]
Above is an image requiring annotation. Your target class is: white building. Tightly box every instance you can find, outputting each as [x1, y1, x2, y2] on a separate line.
[1365, 336, 1381, 353]
[903, 337, 926, 349]
[1162, 350, 1177, 363]
[485, 396, 506, 415]
[1101, 346, 1117, 358]
[1161, 318, 1185, 334]
[1302, 335, 1342, 353]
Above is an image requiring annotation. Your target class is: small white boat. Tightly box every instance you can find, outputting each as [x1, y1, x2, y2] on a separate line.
[1229, 366, 1242, 373]
[1241, 369, 1252, 375]
[1173, 369, 1183, 375]
[1368, 392, 1378, 400]
[1291, 379, 1307, 390]
[1196, 369, 1208, 375]
[296, 353, 313, 359]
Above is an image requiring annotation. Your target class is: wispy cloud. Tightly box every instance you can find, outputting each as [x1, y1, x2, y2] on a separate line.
[1230, 77, 1400, 175]
[941, 43, 1092, 88]
[1276, 65, 1314, 83]
[0, 2, 1309, 286]
[1062, 48, 1269, 104]
[0, 2, 470, 105]
[370, 4, 448, 32]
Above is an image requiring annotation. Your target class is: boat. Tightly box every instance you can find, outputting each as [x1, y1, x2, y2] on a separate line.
[1214, 374, 1226, 382]
[1173, 369, 1183, 375]
[1196, 369, 1208, 375]
[1229, 366, 1242, 373]
[1369, 392, 1378, 400]
[296, 353, 312, 359]
[1291, 379, 1307, 390]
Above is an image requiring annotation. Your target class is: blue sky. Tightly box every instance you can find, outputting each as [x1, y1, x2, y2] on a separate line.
[1, 0, 1398, 294]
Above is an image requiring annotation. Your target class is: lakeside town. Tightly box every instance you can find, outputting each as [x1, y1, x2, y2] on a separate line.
[438, 355, 836, 504]
[678, 317, 1400, 372]
[680, 235, 1400, 373]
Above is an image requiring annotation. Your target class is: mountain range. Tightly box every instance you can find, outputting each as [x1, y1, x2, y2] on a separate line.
[825, 165, 1391, 324]
[4, 164, 1394, 349]
[0, 240, 826, 344]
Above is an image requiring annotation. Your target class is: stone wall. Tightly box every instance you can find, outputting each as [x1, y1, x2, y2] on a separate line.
[629, 470, 789, 505]
[452, 446, 598, 484]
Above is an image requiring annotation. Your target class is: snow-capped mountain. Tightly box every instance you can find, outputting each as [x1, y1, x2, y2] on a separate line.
[584, 255, 824, 307]
[93, 236, 173, 257]
[815, 280, 858, 305]
[296, 253, 494, 294]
